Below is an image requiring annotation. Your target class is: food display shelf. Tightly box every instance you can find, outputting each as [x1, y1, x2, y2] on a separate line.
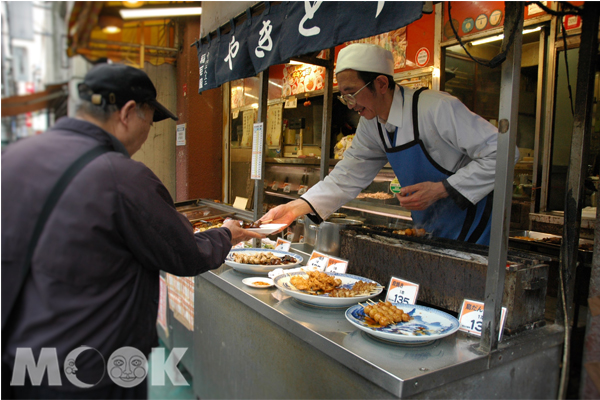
[193, 263, 563, 399]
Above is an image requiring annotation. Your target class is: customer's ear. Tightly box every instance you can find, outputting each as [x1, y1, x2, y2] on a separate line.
[119, 100, 138, 126]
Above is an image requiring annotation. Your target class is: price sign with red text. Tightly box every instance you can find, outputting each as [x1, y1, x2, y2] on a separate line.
[325, 255, 348, 274]
[275, 238, 291, 251]
[385, 277, 419, 305]
[307, 251, 348, 273]
[458, 299, 507, 341]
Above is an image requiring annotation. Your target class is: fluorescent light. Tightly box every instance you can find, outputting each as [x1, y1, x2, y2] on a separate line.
[523, 26, 543, 35]
[471, 34, 504, 46]
[244, 93, 258, 99]
[471, 26, 542, 46]
[120, 7, 202, 19]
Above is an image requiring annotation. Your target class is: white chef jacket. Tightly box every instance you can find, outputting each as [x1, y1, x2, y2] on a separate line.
[302, 85, 518, 220]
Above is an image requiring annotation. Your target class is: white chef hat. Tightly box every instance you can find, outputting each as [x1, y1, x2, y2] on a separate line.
[335, 43, 395, 76]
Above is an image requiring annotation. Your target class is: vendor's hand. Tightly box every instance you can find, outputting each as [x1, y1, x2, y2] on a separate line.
[222, 219, 265, 245]
[258, 199, 312, 233]
[396, 181, 448, 211]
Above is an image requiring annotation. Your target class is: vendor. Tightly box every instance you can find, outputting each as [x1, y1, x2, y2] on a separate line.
[260, 43, 518, 245]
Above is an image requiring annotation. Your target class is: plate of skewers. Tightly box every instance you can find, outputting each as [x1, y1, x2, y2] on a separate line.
[345, 301, 460, 344]
[273, 270, 383, 308]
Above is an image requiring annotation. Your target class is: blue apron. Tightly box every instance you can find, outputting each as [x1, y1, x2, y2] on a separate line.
[378, 87, 493, 245]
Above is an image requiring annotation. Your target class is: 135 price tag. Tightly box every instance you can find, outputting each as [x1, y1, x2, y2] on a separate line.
[385, 277, 419, 305]
[458, 299, 507, 341]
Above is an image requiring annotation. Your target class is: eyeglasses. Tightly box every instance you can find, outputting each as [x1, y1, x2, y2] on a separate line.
[136, 105, 155, 127]
[337, 81, 373, 107]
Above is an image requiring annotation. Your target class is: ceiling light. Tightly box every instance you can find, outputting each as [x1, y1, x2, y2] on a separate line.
[471, 26, 542, 46]
[120, 7, 202, 19]
[122, 1, 144, 8]
[99, 15, 123, 34]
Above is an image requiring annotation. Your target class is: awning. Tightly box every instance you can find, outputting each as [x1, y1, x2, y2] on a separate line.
[1, 83, 69, 117]
[195, 1, 425, 93]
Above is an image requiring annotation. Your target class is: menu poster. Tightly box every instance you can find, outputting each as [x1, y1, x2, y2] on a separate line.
[346, 27, 407, 70]
[240, 110, 255, 147]
[385, 277, 419, 305]
[266, 104, 283, 149]
[458, 299, 507, 341]
[166, 274, 195, 331]
[307, 251, 348, 273]
[157, 275, 168, 335]
[282, 65, 326, 97]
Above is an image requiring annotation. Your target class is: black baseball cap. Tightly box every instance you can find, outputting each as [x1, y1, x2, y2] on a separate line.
[78, 63, 178, 122]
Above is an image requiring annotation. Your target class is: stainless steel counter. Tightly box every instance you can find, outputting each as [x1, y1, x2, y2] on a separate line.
[193, 263, 564, 399]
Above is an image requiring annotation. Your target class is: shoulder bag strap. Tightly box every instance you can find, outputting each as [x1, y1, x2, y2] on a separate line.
[1, 145, 112, 330]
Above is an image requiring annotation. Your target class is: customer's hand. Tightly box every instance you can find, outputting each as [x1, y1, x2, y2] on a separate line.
[222, 219, 265, 245]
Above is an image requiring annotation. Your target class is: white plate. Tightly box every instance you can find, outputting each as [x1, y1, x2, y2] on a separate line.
[242, 277, 275, 288]
[273, 272, 383, 308]
[345, 303, 460, 344]
[225, 248, 302, 275]
[247, 224, 287, 235]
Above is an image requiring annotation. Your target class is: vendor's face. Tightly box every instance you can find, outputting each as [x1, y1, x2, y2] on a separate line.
[336, 70, 378, 120]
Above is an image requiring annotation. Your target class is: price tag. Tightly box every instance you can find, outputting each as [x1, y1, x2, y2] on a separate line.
[282, 183, 292, 193]
[325, 255, 348, 274]
[458, 299, 507, 341]
[275, 238, 291, 251]
[307, 251, 330, 271]
[385, 277, 419, 305]
[298, 185, 308, 195]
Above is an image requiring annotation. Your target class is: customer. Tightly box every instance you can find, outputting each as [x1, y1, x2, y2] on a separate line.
[1, 63, 263, 399]
[261, 43, 518, 245]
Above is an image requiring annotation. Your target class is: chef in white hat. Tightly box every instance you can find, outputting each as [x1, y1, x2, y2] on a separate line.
[260, 43, 518, 245]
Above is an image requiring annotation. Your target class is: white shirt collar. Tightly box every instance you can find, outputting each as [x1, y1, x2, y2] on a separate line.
[377, 85, 404, 130]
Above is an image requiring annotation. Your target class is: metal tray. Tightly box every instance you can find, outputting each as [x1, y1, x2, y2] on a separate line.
[509, 230, 594, 253]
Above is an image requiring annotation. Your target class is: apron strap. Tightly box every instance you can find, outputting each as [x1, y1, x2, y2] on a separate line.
[412, 87, 427, 141]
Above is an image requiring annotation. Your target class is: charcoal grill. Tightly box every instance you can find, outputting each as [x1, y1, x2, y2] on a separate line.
[339, 226, 553, 335]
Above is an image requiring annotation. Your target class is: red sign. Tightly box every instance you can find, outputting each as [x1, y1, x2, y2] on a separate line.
[415, 47, 430, 68]
[563, 15, 582, 30]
